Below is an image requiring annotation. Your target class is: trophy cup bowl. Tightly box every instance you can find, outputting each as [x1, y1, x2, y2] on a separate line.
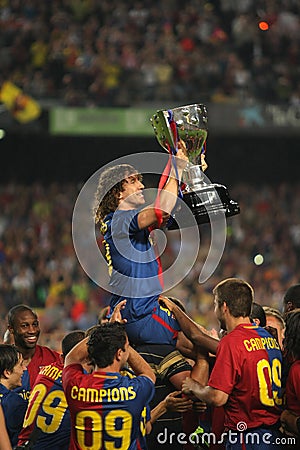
[150, 104, 240, 229]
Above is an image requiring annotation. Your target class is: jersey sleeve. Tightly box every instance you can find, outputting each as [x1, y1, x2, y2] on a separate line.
[110, 210, 140, 236]
[208, 336, 240, 395]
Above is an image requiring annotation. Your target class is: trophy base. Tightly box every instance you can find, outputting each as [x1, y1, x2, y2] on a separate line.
[167, 183, 240, 230]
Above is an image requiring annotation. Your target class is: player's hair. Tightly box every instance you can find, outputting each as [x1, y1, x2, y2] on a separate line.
[213, 278, 254, 318]
[7, 304, 38, 328]
[87, 322, 127, 368]
[250, 302, 266, 327]
[0, 344, 22, 376]
[283, 284, 300, 309]
[85, 325, 100, 337]
[283, 309, 300, 363]
[263, 306, 285, 330]
[93, 164, 142, 224]
[61, 330, 85, 357]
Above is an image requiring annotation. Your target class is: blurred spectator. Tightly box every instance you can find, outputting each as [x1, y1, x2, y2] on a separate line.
[1, 1, 300, 106]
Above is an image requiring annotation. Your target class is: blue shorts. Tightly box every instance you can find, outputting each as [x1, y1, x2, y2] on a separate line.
[125, 302, 180, 347]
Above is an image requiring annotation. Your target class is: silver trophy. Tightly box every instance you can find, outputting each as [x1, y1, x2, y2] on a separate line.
[151, 103, 240, 229]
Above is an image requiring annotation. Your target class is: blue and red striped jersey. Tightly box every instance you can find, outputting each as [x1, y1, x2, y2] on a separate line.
[102, 210, 162, 323]
[62, 363, 154, 450]
[18, 360, 70, 450]
[208, 323, 282, 430]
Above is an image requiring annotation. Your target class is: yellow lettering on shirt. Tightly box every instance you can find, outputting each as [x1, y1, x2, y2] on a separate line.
[243, 337, 280, 352]
[70, 385, 136, 402]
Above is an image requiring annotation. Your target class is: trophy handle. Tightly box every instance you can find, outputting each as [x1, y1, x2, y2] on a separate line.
[151, 110, 177, 152]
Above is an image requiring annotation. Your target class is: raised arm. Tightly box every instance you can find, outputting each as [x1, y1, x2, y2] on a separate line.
[64, 337, 89, 367]
[137, 144, 188, 229]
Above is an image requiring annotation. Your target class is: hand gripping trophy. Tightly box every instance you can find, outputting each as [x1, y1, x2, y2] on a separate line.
[151, 103, 240, 229]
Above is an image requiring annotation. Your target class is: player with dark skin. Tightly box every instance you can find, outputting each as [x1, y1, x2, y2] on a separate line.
[7, 305, 60, 398]
[8, 308, 40, 365]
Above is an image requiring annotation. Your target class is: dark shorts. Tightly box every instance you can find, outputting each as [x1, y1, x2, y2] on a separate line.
[135, 343, 192, 380]
[125, 302, 181, 347]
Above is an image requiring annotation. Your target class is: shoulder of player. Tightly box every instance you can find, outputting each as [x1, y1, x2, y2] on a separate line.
[109, 370, 154, 389]
[288, 359, 300, 377]
[216, 327, 246, 349]
[291, 359, 300, 368]
[2, 388, 27, 406]
[0, 384, 10, 396]
[104, 209, 141, 235]
[126, 374, 155, 391]
[62, 363, 85, 383]
[225, 323, 259, 338]
[34, 345, 61, 360]
[115, 209, 141, 224]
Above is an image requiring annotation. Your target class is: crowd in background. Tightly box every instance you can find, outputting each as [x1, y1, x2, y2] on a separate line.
[0, 181, 299, 349]
[1, 0, 300, 107]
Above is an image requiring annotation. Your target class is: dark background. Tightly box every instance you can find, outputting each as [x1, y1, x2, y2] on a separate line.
[1, 131, 298, 184]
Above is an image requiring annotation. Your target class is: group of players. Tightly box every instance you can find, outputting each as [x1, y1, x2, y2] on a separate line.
[0, 148, 300, 449]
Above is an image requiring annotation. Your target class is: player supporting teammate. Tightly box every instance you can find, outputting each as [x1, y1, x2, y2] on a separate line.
[162, 278, 283, 450]
[93, 148, 215, 384]
[62, 322, 155, 449]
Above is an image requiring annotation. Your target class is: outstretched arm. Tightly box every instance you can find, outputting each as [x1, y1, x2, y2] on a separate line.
[159, 296, 219, 355]
[182, 377, 228, 407]
[150, 390, 193, 425]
